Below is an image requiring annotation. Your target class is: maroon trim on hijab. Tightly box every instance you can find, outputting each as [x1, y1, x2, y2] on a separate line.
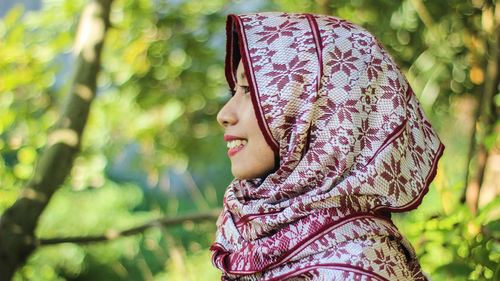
[305, 13, 324, 85]
[266, 264, 390, 281]
[224, 17, 236, 90]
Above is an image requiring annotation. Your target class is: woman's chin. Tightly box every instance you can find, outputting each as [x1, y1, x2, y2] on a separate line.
[231, 170, 254, 180]
[231, 166, 273, 180]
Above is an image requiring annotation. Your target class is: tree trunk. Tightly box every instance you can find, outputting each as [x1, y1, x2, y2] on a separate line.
[464, 2, 500, 215]
[0, 0, 113, 279]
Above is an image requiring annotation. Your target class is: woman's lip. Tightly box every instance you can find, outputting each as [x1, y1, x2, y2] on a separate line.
[225, 135, 247, 157]
[224, 134, 245, 142]
[228, 145, 245, 156]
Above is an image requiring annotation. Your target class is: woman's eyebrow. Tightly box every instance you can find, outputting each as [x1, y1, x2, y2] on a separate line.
[236, 72, 248, 86]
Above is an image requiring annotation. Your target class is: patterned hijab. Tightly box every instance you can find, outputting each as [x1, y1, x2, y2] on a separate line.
[211, 12, 444, 281]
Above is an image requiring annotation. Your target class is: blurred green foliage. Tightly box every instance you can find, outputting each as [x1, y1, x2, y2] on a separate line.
[1, 0, 499, 280]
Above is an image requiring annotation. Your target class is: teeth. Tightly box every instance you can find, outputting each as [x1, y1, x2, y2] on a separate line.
[227, 139, 247, 149]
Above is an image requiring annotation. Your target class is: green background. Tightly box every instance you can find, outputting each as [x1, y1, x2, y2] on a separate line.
[1, 0, 499, 280]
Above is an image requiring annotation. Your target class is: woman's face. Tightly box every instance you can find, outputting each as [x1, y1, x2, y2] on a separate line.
[217, 61, 276, 180]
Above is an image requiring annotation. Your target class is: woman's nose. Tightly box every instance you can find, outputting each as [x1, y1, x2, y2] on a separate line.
[217, 98, 238, 127]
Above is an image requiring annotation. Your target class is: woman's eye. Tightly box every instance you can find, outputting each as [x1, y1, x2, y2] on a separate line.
[233, 84, 250, 95]
[241, 85, 250, 94]
[228, 89, 236, 96]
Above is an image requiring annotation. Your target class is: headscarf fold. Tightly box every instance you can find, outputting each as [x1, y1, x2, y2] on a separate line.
[211, 12, 444, 281]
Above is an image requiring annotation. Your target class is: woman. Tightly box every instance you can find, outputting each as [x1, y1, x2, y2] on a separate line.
[211, 12, 444, 281]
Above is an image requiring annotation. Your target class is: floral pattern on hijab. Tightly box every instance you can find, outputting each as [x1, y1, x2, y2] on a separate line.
[211, 12, 443, 281]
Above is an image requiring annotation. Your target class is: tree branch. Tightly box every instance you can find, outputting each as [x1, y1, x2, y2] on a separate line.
[39, 210, 221, 245]
[409, 0, 435, 30]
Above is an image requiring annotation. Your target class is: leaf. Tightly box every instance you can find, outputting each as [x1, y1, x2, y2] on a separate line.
[434, 262, 473, 279]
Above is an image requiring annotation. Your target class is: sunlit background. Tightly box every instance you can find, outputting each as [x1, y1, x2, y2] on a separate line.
[0, 0, 499, 280]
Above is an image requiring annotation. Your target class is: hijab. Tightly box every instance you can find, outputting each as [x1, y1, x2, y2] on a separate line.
[211, 12, 444, 281]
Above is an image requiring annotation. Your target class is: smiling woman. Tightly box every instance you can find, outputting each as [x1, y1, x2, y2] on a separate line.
[211, 12, 444, 281]
[217, 61, 276, 180]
